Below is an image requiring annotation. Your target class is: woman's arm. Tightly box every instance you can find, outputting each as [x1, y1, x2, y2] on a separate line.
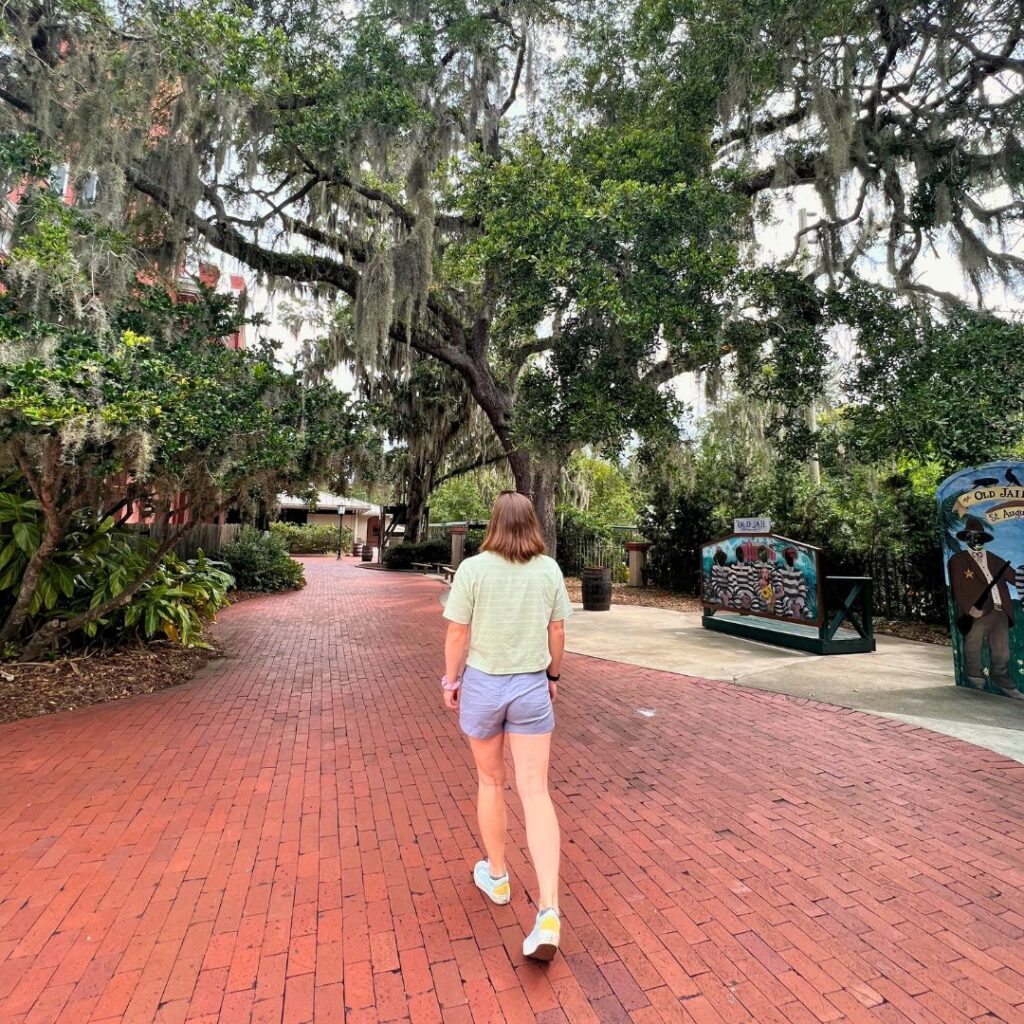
[445, 621, 470, 684]
[547, 619, 565, 678]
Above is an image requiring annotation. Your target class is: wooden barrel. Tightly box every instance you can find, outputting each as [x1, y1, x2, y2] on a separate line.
[581, 566, 612, 611]
[360, 544, 373, 562]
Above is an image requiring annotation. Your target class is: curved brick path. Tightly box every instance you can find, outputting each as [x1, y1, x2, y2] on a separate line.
[2, 560, 1024, 1024]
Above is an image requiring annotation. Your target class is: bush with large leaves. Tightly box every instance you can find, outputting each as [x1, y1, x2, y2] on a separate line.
[0, 480, 233, 653]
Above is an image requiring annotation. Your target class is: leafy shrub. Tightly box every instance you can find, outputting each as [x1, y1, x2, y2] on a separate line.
[383, 539, 452, 570]
[120, 552, 233, 645]
[0, 481, 233, 650]
[429, 477, 490, 524]
[383, 537, 482, 570]
[271, 521, 350, 554]
[222, 527, 306, 592]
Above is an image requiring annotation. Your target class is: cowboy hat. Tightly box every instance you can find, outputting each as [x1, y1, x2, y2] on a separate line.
[956, 515, 994, 543]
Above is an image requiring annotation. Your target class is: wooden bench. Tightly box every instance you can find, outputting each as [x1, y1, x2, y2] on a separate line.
[411, 562, 432, 574]
[437, 564, 456, 583]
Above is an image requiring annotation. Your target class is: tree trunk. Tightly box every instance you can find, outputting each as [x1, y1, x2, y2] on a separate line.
[0, 513, 66, 645]
[529, 456, 559, 559]
[405, 462, 432, 543]
[505, 449, 558, 557]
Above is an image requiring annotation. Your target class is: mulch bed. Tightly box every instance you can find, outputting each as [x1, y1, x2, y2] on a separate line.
[564, 578, 704, 614]
[564, 578, 950, 646]
[871, 618, 951, 646]
[0, 642, 219, 725]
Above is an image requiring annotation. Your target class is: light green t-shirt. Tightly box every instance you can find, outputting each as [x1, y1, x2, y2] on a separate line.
[443, 551, 573, 675]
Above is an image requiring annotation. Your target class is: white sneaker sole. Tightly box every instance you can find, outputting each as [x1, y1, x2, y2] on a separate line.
[524, 929, 560, 961]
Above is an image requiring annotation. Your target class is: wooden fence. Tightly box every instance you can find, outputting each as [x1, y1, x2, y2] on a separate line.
[128, 522, 242, 559]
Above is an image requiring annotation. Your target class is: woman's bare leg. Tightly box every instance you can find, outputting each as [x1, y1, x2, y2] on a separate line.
[508, 732, 560, 910]
[468, 734, 508, 876]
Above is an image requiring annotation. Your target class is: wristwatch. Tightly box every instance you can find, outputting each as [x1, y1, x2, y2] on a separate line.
[546, 670, 560, 682]
[441, 675, 461, 691]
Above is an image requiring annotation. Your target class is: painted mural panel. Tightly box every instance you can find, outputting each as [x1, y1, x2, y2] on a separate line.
[937, 462, 1024, 699]
[701, 534, 821, 626]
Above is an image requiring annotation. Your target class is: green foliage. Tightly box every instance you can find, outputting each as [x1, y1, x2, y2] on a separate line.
[382, 536, 479, 571]
[447, 134, 741, 457]
[0, 477, 232, 650]
[826, 290, 1024, 472]
[640, 396, 949, 620]
[557, 453, 639, 540]
[119, 552, 233, 647]
[222, 527, 305, 592]
[428, 477, 490, 525]
[270, 521, 350, 554]
[0, 125, 369, 654]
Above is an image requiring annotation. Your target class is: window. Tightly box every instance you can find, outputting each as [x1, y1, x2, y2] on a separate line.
[80, 171, 98, 206]
[280, 508, 308, 524]
[50, 164, 69, 197]
[0, 202, 14, 256]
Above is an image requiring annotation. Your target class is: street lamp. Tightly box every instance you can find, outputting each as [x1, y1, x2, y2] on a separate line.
[336, 507, 347, 560]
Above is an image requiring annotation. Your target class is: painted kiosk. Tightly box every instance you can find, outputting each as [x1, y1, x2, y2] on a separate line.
[937, 462, 1024, 700]
[701, 519, 875, 655]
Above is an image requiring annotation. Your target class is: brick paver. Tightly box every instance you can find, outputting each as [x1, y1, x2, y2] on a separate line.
[2, 559, 1024, 1024]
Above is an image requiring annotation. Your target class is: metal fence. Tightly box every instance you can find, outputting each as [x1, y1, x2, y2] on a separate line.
[128, 522, 242, 560]
[866, 549, 948, 623]
[556, 528, 645, 584]
[424, 523, 488, 549]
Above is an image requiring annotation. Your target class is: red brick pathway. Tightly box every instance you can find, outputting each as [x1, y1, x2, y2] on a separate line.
[2, 559, 1024, 1024]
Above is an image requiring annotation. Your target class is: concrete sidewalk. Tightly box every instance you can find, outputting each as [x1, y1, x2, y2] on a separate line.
[565, 603, 1024, 763]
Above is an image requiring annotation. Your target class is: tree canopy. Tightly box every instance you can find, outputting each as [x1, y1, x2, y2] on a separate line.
[1, 0, 756, 551]
[2, 0, 1022, 572]
[609, 0, 1024, 303]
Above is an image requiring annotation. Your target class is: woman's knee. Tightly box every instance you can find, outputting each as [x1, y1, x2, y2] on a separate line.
[477, 765, 506, 789]
[514, 767, 549, 798]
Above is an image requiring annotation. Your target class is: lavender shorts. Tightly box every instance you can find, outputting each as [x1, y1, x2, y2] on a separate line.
[460, 665, 555, 739]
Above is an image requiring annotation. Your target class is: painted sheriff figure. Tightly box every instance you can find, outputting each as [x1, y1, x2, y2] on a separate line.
[948, 514, 1023, 700]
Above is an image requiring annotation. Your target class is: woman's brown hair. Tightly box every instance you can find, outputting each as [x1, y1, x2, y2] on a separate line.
[480, 491, 546, 563]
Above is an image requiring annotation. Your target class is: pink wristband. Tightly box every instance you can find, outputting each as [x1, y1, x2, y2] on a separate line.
[441, 675, 461, 691]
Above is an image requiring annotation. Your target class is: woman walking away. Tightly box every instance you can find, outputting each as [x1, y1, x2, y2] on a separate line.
[441, 491, 572, 961]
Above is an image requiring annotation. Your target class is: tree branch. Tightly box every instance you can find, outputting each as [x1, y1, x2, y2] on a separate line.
[734, 155, 822, 196]
[130, 169, 362, 296]
[0, 86, 33, 114]
[433, 451, 509, 488]
[499, 32, 527, 116]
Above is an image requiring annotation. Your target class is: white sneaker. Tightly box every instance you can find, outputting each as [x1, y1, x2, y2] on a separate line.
[473, 861, 511, 905]
[523, 907, 560, 961]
